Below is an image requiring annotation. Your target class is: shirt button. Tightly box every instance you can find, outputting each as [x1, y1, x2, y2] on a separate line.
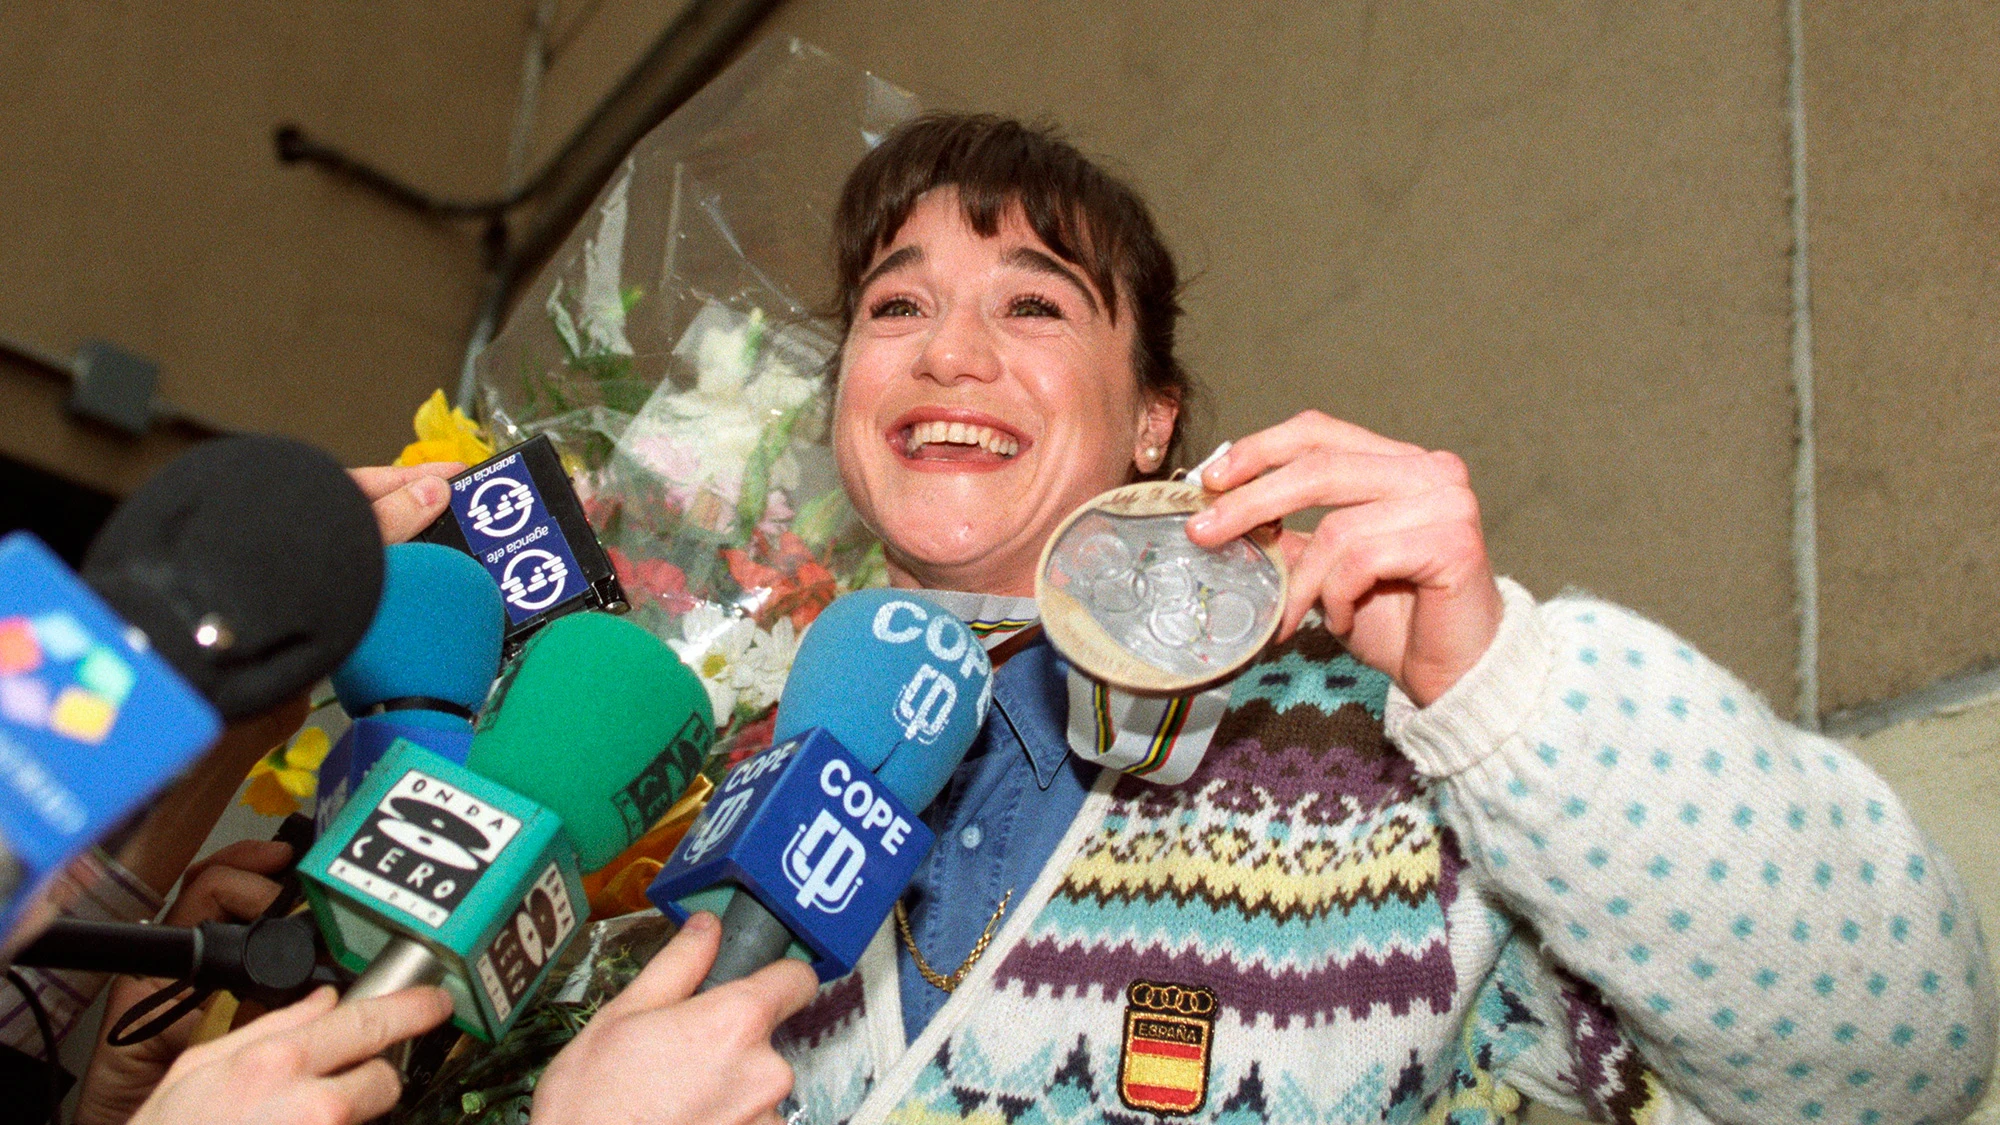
[960, 825, 983, 849]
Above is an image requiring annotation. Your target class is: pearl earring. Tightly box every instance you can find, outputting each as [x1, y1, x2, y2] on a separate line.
[1142, 447, 1160, 466]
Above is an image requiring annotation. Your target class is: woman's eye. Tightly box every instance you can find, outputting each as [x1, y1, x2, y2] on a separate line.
[868, 296, 921, 318]
[1008, 295, 1063, 318]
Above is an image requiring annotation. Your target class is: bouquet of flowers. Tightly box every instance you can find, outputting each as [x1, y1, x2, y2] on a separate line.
[476, 38, 915, 779]
[385, 40, 917, 1122]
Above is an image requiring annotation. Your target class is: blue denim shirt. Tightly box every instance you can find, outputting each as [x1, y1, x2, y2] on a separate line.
[896, 640, 1096, 1042]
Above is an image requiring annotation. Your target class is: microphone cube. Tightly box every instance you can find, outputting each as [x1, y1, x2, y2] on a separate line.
[647, 727, 935, 982]
[298, 741, 585, 1041]
[314, 715, 472, 834]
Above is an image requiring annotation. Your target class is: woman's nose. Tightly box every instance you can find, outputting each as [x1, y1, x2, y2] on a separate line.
[915, 302, 1001, 385]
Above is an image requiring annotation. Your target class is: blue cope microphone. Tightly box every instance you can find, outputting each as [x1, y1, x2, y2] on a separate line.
[0, 533, 221, 931]
[647, 589, 994, 986]
[316, 543, 505, 831]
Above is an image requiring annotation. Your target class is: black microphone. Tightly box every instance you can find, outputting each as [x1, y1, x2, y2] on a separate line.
[13, 916, 333, 1006]
[81, 434, 385, 720]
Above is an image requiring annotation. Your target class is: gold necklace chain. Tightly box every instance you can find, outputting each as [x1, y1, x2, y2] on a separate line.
[894, 889, 1014, 993]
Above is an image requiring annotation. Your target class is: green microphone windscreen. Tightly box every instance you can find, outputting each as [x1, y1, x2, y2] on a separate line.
[465, 612, 713, 870]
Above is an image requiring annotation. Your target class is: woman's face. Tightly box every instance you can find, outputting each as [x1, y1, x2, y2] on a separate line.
[834, 189, 1175, 596]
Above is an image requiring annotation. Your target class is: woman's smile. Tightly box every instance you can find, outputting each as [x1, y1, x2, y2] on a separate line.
[890, 408, 1028, 468]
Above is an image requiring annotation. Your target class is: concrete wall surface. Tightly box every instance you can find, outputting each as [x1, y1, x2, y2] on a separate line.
[763, 0, 1802, 705]
[0, 2, 526, 475]
[8, 0, 2000, 719]
[1803, 1, 2000, 712]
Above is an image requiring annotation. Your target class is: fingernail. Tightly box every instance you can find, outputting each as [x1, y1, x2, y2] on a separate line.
[1186, 511, 1214, 536]
[410, 477, 448, 506]
[1193, 441, 1233, 485]
[683, 911, 718, 934]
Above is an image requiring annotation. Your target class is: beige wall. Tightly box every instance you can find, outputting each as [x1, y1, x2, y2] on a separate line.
[0, 2, 526, 481]
[7, 1, 1998, 718]
[758, 0, 1802, 707]
[1804, 2, 2000, 712]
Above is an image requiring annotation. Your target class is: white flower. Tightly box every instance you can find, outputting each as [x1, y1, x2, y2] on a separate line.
[618, 302, 830, 507]
[738, 618, 798, 712]
[667, 603, 757, 723]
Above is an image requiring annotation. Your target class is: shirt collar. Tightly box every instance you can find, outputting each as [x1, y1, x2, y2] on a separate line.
[916, 589, 1071, 787]
[919, 590, 1041, 649]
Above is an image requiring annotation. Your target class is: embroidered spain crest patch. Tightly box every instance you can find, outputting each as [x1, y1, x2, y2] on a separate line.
[1119, 980, 1217, 1116]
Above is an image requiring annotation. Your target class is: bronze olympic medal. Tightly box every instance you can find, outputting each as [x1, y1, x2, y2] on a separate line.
[1036, 479, 1287, 694]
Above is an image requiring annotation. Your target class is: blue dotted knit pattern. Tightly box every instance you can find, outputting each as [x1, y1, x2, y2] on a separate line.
[1415, 590, 1998, 1123]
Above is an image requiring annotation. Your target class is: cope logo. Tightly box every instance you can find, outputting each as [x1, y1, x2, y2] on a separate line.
[782, 757, 915, 915]
[678, 740, 799, 865]
[499, 549, 569, 613]
[783, 810, 867, 913]
[870, 599, 993, 744]
[468, 475, 536, 539]
[328, 770, 522, 928]
[475, 862, 576, 1023]
[0, 613, 134, 746]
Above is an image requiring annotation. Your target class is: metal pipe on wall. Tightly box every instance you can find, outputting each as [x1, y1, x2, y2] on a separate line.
[452, 0, 786, 411]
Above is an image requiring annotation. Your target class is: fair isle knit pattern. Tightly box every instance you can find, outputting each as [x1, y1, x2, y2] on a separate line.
[776, 581, 1996, 1125]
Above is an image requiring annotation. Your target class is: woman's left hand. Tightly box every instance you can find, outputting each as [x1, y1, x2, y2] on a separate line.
[1186, 410, 1503, 707]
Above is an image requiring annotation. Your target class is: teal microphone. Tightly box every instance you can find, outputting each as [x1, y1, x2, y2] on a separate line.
[297, 611, 712, 1041]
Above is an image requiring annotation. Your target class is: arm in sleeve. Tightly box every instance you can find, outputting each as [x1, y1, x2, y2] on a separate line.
[1390, 579, 1998, 1124]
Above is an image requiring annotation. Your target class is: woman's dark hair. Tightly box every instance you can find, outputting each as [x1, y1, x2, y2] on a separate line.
[831, 113, 1194, 469]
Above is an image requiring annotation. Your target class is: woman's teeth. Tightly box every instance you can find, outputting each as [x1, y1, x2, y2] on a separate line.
[904, 420, 1019, 458]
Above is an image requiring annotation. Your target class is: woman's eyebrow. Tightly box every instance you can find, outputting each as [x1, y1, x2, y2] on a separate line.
[859, 245, 924, 293]
[1003, 247, 1100, 314]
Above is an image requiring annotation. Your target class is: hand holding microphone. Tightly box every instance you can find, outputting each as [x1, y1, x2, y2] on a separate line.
[648, 589, 994, 989]
[531, 912, 818, 1125]
[73, 840, 294, 1125]
[297, 610, 712, 1042]
[120, 984, 452, 1125]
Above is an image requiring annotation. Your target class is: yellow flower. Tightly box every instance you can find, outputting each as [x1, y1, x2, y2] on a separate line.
[240, 727, 332, 817]
[394, 390, 493, 467]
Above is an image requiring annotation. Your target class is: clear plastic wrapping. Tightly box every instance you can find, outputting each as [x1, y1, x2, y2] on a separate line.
[474, 38, 917, 784]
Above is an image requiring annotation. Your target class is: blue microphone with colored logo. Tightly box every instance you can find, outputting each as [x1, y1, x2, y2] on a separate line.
[0, 533, 222, 934]
[647, 589, 994, 987]
[316, 543, 505, 830]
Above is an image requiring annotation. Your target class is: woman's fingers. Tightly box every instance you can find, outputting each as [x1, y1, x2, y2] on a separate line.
[1277, 494, 1459, 636]
[1187, 448, 1467, 546]
[1200, 410, 1425, 492]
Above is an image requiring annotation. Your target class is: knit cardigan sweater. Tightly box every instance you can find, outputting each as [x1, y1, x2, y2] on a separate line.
[774, 580, 1997, 1124]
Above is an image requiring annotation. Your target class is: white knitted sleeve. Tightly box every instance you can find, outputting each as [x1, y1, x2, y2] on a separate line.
[1388, 579, 1997, 1124]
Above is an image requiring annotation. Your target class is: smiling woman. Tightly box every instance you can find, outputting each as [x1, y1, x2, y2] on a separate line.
[826, 115, 1189, 598]
[831, 188, 1176, 596]
[759, 113, 1998, 1125]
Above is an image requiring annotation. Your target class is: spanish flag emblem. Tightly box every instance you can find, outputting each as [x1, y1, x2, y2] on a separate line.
[1118, 980, 1217, 1116]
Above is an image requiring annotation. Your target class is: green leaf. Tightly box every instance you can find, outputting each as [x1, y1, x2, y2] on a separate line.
[733, 399, 806, 538]
[790, 488, 851, 550]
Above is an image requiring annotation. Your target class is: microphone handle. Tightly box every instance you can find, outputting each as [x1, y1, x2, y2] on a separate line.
[15, 918, 197, 979]
[699, 890, 796, 991]
[343, 934, 446, 1003]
